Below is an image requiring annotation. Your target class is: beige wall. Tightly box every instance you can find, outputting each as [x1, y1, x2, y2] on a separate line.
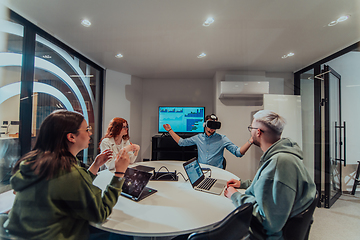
[104, 69, 293, 180]
[214, 71, 294, 180]
[103, 69, 143, 161]
[140, 78, 214, 161]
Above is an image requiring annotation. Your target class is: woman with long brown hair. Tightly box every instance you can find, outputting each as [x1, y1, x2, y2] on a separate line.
[4, 110, 130, 240]
[100, 118, 140, 171]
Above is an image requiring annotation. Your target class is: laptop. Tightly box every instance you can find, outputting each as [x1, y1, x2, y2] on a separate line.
[183, 157, 227, 195]
[121, 168, 157, 201]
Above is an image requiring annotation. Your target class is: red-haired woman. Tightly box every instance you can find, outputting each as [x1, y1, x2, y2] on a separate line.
[100, 118, 140, 171]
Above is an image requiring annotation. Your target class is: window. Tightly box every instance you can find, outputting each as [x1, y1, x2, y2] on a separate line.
[0, 9, 104, 193]
[0, 13, 23, 193]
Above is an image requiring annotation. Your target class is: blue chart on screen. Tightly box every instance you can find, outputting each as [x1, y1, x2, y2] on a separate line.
[159, 107, 204, 133]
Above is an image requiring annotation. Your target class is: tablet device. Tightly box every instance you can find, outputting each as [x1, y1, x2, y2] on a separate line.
[121, 168, 157, 201]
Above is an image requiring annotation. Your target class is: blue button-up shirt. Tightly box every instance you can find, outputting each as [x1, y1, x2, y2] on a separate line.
[178, 132, 242, 168]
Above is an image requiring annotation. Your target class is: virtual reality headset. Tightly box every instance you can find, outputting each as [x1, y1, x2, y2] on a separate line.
[203, 120, 221, 130]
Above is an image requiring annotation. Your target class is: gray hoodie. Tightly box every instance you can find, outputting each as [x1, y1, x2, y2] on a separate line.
[231, 138, 316, 240]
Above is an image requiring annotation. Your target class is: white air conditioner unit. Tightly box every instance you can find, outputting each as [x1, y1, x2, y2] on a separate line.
[219, 81, 269, 98]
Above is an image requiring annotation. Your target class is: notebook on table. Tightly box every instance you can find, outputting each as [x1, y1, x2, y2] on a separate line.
[183, 157, 227, 195]
[121, 168, 157, 201]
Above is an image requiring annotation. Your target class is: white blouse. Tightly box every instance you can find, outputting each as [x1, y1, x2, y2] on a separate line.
[99, 137, 137, 171]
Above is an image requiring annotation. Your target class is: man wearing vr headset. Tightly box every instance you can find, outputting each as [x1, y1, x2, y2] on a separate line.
[163, 114, 253, 168]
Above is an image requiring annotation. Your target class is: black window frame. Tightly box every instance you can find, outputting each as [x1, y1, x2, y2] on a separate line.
[10, 10, 105, 157]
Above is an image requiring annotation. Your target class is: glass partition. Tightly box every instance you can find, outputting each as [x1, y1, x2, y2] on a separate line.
[300, 69, 315, 179]
[33, 35, 101, 163]
[323, 65, 343, 208]
[0, 10, 23, 192]
[0, 9, 104, 193]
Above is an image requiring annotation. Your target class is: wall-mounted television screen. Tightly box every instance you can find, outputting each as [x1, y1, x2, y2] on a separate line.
[158, 106, 205, 134]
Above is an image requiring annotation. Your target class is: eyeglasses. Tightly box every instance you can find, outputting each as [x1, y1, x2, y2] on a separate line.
[247, 125, 264, 133]
[122, 125, 129, 129]
[78, 126, 92, 132]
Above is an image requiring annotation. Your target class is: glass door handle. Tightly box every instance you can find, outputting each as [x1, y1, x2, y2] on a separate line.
[334, 121, 346, 166]
[343, 121, 346, 167]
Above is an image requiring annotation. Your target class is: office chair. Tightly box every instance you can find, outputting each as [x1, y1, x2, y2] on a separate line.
[250, 191, 319, 240]
[222, 158, 227, 170]
[173, 203, 253, 240]
[0, 214, 24, 240]
[282, 191, 319, 240]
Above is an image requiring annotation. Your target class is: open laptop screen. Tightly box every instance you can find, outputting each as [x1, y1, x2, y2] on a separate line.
[183, 158, 204, 185]
[122, 168, 153, 199]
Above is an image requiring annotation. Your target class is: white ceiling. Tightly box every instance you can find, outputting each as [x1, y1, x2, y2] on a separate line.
[3, 0, 360, 79]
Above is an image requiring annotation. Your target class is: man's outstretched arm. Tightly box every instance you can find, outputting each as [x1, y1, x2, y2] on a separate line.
[163, 124, 181, 143]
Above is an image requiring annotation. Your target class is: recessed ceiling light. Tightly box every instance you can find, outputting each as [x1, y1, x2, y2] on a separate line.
[197, 53, 206, 58]
[42, 54, 52, 59]
[203, 17, 214, 27]
[115, 53, 123, 58]
[281, 52, 294, 59]
[337, 15, 350, 22]
[81, 19, 91, 27]
[327, 15, 350, 27]
[328, 20, 337, 27]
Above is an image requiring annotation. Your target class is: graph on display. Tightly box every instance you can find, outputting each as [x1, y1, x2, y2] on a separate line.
[158, 107, 205, 133]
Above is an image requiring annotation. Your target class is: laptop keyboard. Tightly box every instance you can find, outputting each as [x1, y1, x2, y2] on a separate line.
[197, 178, 217, 190]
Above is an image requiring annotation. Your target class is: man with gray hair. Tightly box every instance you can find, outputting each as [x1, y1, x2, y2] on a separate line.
[224, 110, 316, 240]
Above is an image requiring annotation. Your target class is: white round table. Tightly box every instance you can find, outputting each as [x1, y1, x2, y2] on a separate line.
[91, 161, 244, 237]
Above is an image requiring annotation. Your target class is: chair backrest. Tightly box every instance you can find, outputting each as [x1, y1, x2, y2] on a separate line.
[188, 203, 253, 240]
[222, 158, 227, 170]
[282, 191, 319, 240]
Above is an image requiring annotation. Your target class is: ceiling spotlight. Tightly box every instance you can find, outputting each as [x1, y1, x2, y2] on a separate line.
[115, 53, 123, 58]
[42, 54, 52, 59]
[328, 20, 337, 27]
[337, 15, 350, 22]
[203, 17, 214, 27]
[282, 52, 294, 59]
[327, 15, 350, 27]
[81, 19, 91, 27]
[197, 53, 206, 58]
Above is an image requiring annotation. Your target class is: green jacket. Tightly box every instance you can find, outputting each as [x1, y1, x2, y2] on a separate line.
[231, 138, 316, 240]
[4, 158, 124, 240]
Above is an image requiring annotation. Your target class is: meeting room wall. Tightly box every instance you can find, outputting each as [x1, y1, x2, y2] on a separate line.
[140, 78, 214, 161]
[213, 71, 294, 180]
[103, 68, 293, 177]
[103, 69, 143, 160]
